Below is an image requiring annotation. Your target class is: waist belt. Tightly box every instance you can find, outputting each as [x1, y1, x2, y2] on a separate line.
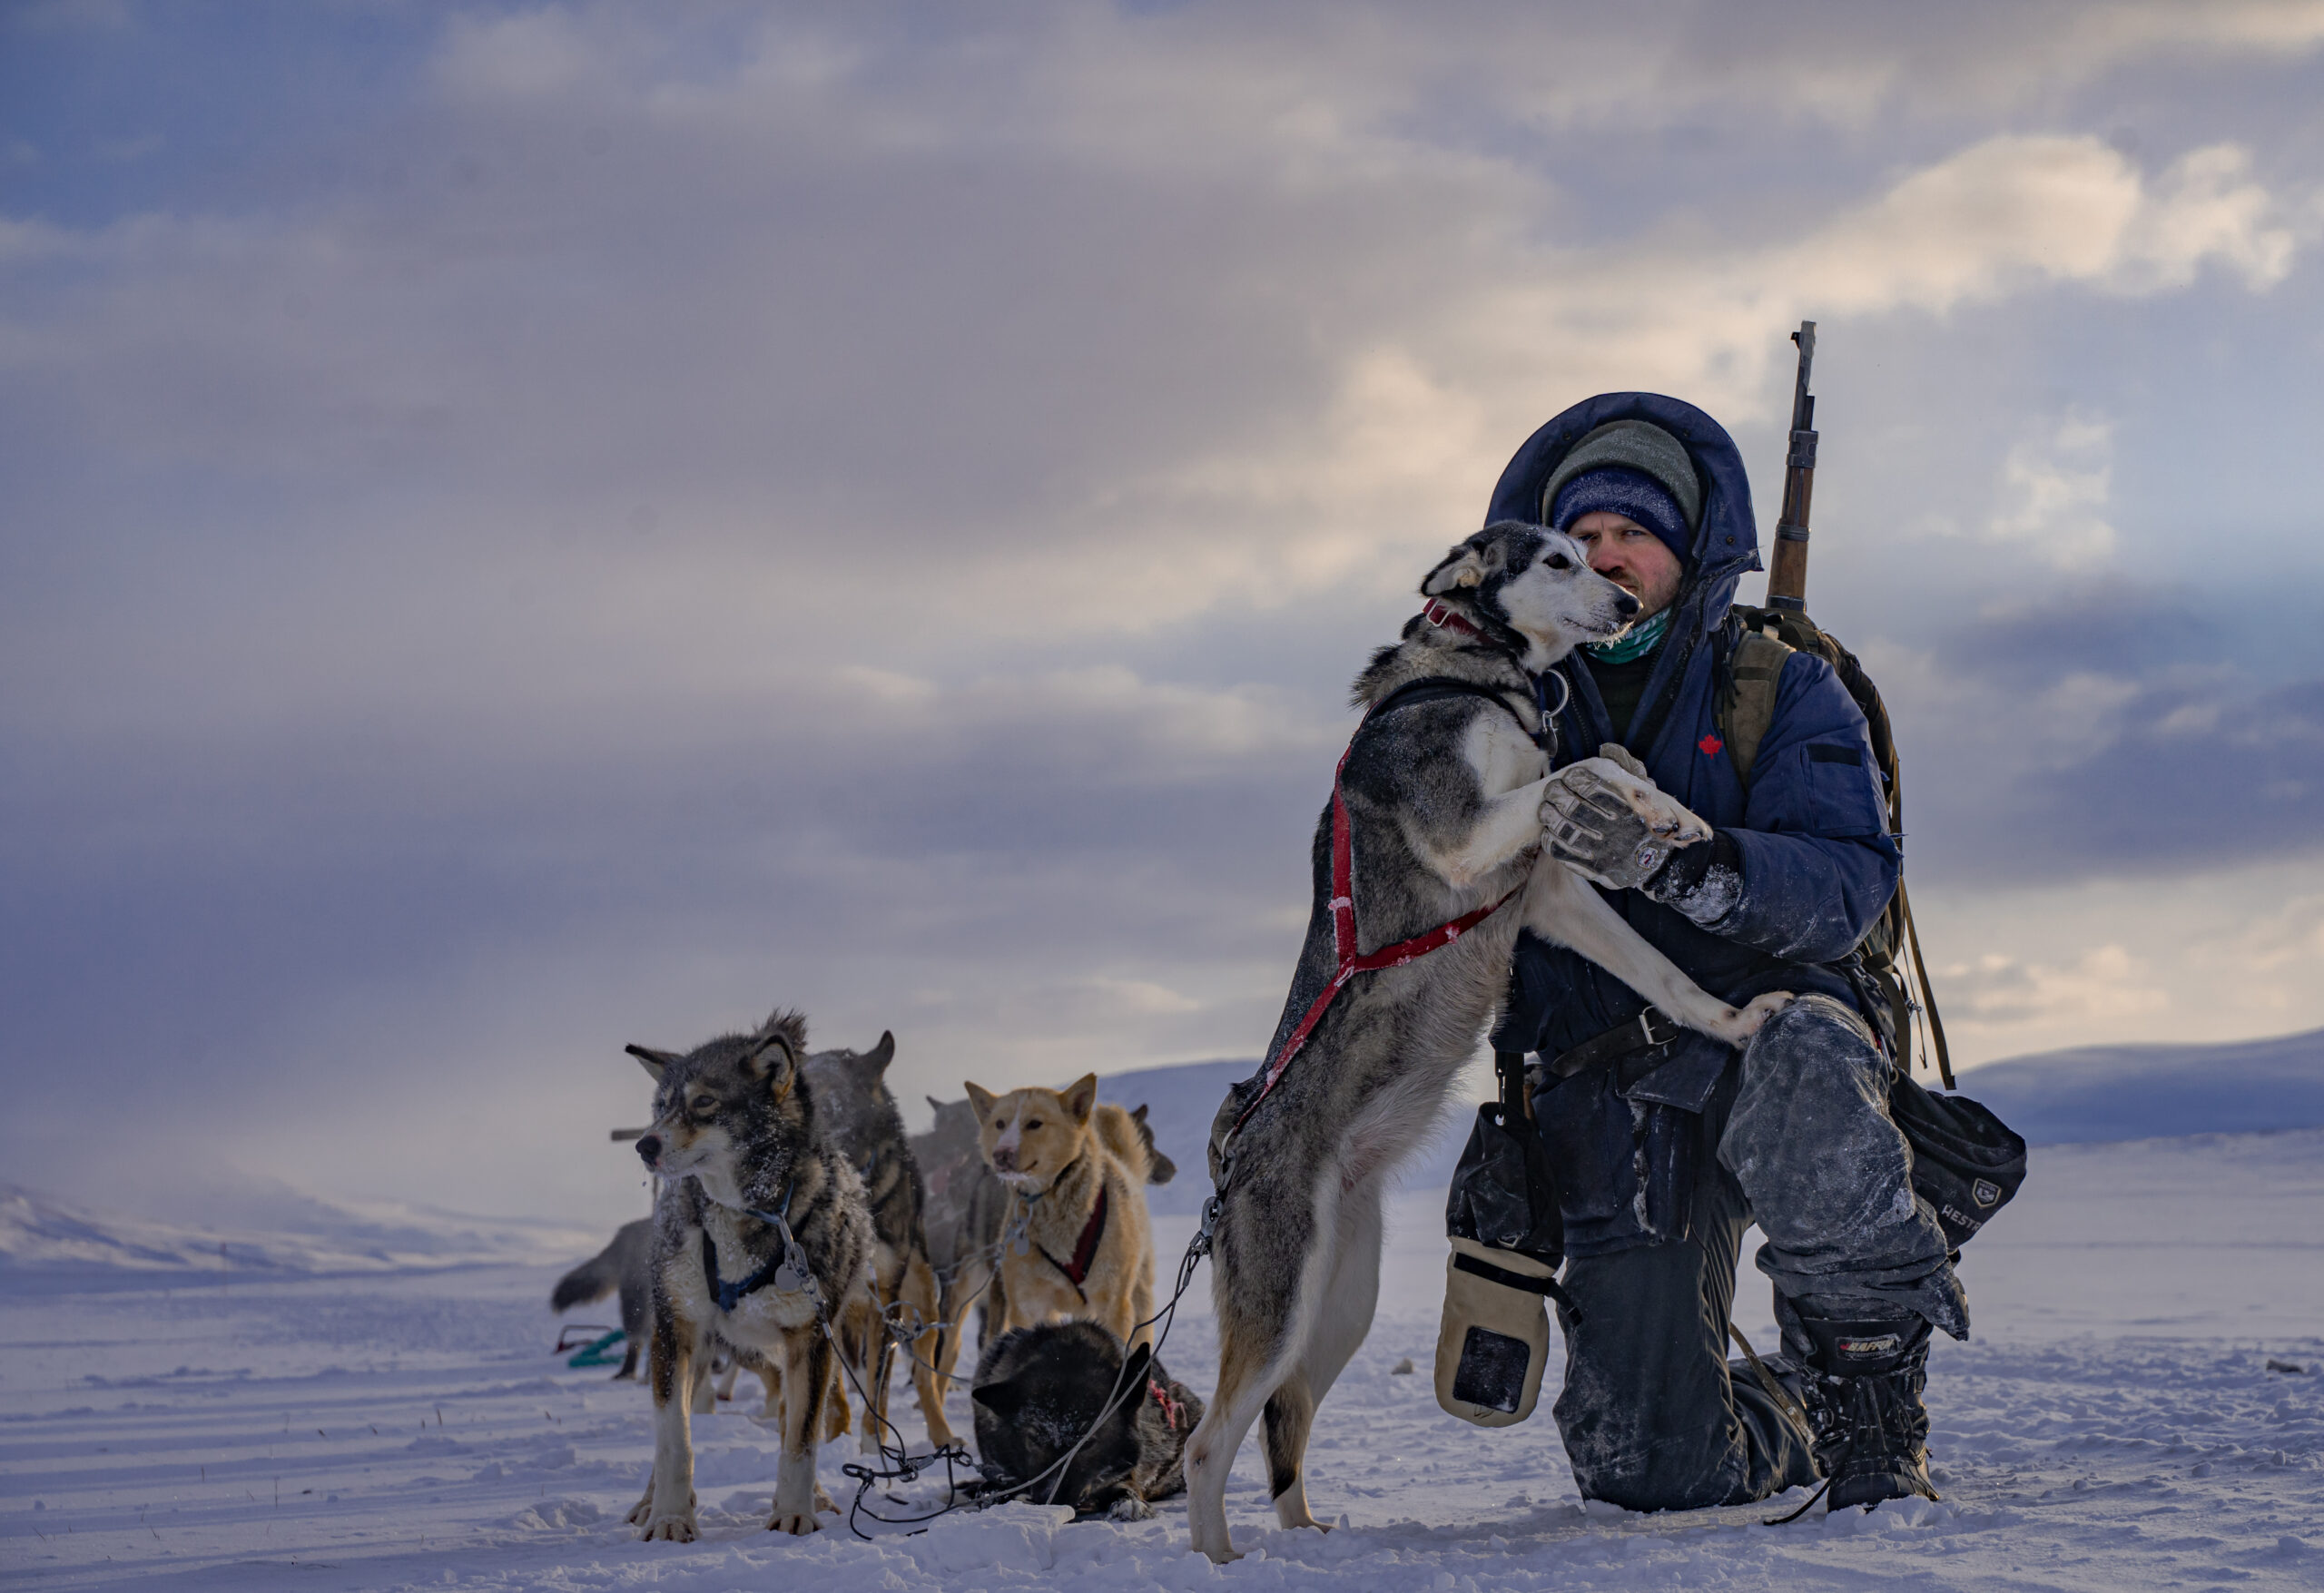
[1547, 1008, 1684, 1092]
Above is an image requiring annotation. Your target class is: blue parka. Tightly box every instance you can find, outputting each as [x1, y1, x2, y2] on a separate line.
[1487, 393, 1901, 1255]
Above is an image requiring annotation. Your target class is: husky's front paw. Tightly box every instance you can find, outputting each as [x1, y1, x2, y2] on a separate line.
[767, 1508, 822, 1536]
[1108, 1495, 1155, 1521]
[638, 1510, 698, 1542]
[1714, 991, 1792, 1045]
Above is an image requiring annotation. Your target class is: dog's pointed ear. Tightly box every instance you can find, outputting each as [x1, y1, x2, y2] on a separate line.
[1120, 1340, 1154, 1395]
[756, 1007, 808, 1055]
[1423, 535, 1511, 597]
[742, 1032, 797, 1098]
[1130, 1104, 1149, 1126]
[1060, 1073, 1098, 1126]
[928, 1095, 946, 1114]
[860, 1031, 896, 1079]
[625, 1045, 677, 1084]
[970, 1376, 1026, 1417]
[963, 1081, 996, 1119]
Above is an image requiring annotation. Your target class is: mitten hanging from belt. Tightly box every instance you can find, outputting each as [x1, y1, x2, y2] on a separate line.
[1435, 1051, 1573, 1428]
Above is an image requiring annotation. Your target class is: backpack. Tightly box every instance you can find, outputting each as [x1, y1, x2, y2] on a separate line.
[1718, 605, 1954, 1088]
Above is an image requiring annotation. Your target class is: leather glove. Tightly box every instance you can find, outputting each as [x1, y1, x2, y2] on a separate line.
[1540, 752, 1698, 891]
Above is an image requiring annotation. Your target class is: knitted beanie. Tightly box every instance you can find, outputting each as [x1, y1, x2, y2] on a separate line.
[1539, 418, 1703, 565]
[1549, 467, 1692, 567]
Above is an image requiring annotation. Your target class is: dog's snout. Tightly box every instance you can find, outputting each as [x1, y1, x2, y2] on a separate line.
[1613, 592, 1640, 618]
[991, 1145, 1017, 1172]
[635, 1134, 662, 1168]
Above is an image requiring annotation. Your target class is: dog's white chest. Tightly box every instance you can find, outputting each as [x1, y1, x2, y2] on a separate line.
[1465, 713, 1548, 795]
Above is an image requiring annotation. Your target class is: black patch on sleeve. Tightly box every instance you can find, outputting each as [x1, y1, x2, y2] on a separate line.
[1807, 742, 1863, 765]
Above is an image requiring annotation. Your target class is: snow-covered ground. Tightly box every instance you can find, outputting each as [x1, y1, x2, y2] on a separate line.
[5, 1126, 2322, 1591]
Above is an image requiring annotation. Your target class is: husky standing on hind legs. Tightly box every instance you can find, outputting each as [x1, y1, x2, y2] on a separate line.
[1183, 520, 1791, 1563]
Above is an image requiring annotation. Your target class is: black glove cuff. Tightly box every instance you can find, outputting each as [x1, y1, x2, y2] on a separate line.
[1643, 829, 1742, 918]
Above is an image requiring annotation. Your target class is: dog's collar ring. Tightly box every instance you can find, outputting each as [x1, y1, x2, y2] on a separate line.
[1535, 669, 1570, 723]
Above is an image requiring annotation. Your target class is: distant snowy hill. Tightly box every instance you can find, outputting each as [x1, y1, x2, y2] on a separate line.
[1958, 1025, 2324, 1145]
[0, 1183, 599, 1292]
[1098, 1024, 2324, 1201]
[1098, 1058, 1474, 1214]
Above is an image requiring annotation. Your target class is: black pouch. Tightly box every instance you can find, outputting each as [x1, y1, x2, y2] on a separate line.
[1436, 1054, 1571, 1428]
[1889, 1070, 2027, 1249]
[1445, 1093, 1565, 1266]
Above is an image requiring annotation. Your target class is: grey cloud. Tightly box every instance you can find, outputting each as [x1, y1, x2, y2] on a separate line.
[1890, 578, 2324, 883]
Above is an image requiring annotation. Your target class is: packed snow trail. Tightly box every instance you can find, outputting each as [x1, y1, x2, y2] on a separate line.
[3, 1131, 2320, 1590]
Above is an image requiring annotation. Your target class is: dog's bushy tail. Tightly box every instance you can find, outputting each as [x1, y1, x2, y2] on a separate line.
[551, 1228, 632, 1313]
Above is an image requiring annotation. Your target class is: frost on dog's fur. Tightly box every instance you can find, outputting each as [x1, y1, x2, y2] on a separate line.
[1185, 523, 1790, 1563]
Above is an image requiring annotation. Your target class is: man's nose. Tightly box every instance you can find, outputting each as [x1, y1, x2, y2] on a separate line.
[1613, 592, 1640, 617]
[635, 1134, 662, 1168]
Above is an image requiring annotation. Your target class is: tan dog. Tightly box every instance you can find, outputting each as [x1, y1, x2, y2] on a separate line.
[962, 1075, 1157, 1350]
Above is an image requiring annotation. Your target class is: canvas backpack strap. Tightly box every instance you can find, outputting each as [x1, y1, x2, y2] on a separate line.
[1719, 627, 1795, 789]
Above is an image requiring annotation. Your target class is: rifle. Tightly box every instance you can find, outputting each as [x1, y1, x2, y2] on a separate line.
[1745, 320, 1956, 1087]
[1764, 320, 1817, 614]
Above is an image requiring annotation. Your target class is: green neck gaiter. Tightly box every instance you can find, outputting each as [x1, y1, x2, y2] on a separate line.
[1582, 605, 1672, 665]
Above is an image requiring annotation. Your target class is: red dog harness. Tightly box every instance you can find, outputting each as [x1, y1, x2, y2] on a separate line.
[1230, 621, 1542, 1136]
[1147, 1375, 1187, 1431]
[1037, 1184, 1108, 1296]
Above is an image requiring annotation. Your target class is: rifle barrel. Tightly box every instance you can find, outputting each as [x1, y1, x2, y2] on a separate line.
[1766, 320, 1817, 613]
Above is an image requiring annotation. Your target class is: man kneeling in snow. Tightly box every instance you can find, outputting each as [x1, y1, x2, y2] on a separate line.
[1491, 395, 1963, 1511]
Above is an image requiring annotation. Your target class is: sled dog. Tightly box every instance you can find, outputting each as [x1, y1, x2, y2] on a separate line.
[919, 1095, 1175, 1387]
[1184, 522, 1791, 1560]
[799, 1032, 956, 1450]
[550, 1217, 653, 1380]
[970, 1320, 1205, 1519]
[914, 1095, 1013, 1388]
[625, 1008, 873, 1539]
[962, 1075, 1159, 1350]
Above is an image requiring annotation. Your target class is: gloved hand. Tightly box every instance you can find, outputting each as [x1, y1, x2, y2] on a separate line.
[1540, 747, 1701, 890]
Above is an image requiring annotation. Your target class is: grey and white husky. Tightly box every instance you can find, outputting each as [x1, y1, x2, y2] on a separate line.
[625, 1008, 874, 1539]
[1184, 522, 1790, 1561]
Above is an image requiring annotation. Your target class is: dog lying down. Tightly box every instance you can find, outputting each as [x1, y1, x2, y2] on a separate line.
[971, 1320, 1205, 1519]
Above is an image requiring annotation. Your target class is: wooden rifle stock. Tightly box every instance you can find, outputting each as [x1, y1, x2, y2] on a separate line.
[1765, 320, 1817, 613]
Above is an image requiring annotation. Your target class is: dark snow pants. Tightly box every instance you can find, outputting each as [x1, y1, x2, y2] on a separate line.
[1546, 995, 1965, 1510]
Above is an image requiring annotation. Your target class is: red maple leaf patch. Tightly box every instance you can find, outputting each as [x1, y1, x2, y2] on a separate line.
[1699, 733, 1724, 756]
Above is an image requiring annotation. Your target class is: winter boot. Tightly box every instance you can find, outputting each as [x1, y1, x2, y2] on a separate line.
[1791, 1313, 1937, 1510]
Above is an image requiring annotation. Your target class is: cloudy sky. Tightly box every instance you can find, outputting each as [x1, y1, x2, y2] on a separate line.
[6, 1, 2324, 1227]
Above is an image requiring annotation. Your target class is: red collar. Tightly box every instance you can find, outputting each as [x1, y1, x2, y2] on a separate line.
[1419, 598, 1484, 638]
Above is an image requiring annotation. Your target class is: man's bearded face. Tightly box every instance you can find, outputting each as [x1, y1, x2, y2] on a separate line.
[1567, 510, 1684, 621]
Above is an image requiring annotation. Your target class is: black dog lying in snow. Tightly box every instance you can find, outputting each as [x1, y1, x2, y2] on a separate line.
[970, 1321, 1204, 1519]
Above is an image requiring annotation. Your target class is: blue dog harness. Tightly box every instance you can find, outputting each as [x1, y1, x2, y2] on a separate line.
[700, 1184, 810, 1313]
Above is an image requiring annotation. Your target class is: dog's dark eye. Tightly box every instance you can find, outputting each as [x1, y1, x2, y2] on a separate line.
[691, 1096, 714, 1115]
[1025, 1119, 1042, 1131]
[1546, 553, 1571, 570]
